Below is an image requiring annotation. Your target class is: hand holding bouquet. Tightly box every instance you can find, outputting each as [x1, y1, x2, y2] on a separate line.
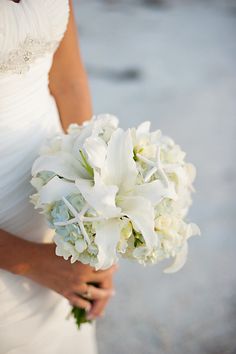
[30, 114, 200, 328]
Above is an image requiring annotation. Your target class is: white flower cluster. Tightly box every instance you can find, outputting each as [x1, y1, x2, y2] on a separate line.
[30, 115, 200, 273]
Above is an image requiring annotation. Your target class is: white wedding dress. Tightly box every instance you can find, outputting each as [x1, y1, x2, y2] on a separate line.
[0, 1, 97, 353]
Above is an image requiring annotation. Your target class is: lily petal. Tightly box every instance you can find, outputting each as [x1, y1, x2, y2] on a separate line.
[75, 172, 121, 218]
[72, 123, 93, 156]
[119, 195, 158, 250]
[83, 136, 107, 169]
[39, 176, 77, 204]
[132, 180, 170, 206]
[95, 218, 123, 269]
[32, 152, 87, 180]
[164, 242, 188, 273]
[102, 128, 138, 192]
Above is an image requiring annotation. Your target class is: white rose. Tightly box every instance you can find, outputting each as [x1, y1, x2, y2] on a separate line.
[155, 215, 172, 231]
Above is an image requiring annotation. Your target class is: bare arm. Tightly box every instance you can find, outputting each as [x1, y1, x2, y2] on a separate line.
[0, 229, 39, 276]
[49, 0, 92, 131]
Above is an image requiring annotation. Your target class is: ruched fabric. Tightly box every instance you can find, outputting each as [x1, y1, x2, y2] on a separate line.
[0, 2, 97, 353]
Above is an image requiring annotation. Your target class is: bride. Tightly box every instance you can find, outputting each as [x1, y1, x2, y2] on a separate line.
[0, 0, 117, 353]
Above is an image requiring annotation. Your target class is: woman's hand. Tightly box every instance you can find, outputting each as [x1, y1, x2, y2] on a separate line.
[0, 231, 117, 319]
[25, 242, 117, 318]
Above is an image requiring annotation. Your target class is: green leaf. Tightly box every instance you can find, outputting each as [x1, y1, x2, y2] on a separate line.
[133, 229, 144, 247]
[71, 306, 92, 330]
[134, 237, 144, 247]
[133, 149, 138, 161]
[70, 282, 98, 329]
[79, 149, 94, 177]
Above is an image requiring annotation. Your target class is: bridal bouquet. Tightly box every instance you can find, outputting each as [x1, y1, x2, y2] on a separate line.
[30, 114, 200, 328]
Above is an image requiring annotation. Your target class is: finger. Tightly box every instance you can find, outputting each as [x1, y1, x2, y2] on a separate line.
[72, 283, 114, 300]
[87, 298, 110, 320]
[70, 282, 87, 295]
[100, 277, 114, 290]
[86, 284, 115, 300]
[87, 279, 115, 319]
[67, 294, 92, 312]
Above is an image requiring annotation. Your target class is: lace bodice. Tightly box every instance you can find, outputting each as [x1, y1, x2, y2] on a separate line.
[0, 0, 69, 75]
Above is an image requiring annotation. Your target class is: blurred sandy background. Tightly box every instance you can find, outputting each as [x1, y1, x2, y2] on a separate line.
[73, 1, 236, 353]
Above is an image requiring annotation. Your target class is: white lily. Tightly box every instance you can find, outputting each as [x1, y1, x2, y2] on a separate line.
[75, 171, 121, 218]
[32, 151, 89, 180]
[95, 218, 125, 269]
[132, 121, 161, 160]
[83, 136, 107, 170]
[38, 176, 77, 204]
[75, 128, 173, 269]
[32, 116, 113, 181]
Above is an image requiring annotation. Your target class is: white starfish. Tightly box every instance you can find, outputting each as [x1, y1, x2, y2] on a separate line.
[54, 197, 105, 245]
[137, 146, 169, 187]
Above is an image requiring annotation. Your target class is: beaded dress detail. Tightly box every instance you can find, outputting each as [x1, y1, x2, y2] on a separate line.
[0, 36, 58, 74]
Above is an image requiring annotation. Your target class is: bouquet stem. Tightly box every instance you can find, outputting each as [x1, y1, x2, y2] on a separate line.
[71, 306, 92, 329]
[70, 282, 97, 329]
